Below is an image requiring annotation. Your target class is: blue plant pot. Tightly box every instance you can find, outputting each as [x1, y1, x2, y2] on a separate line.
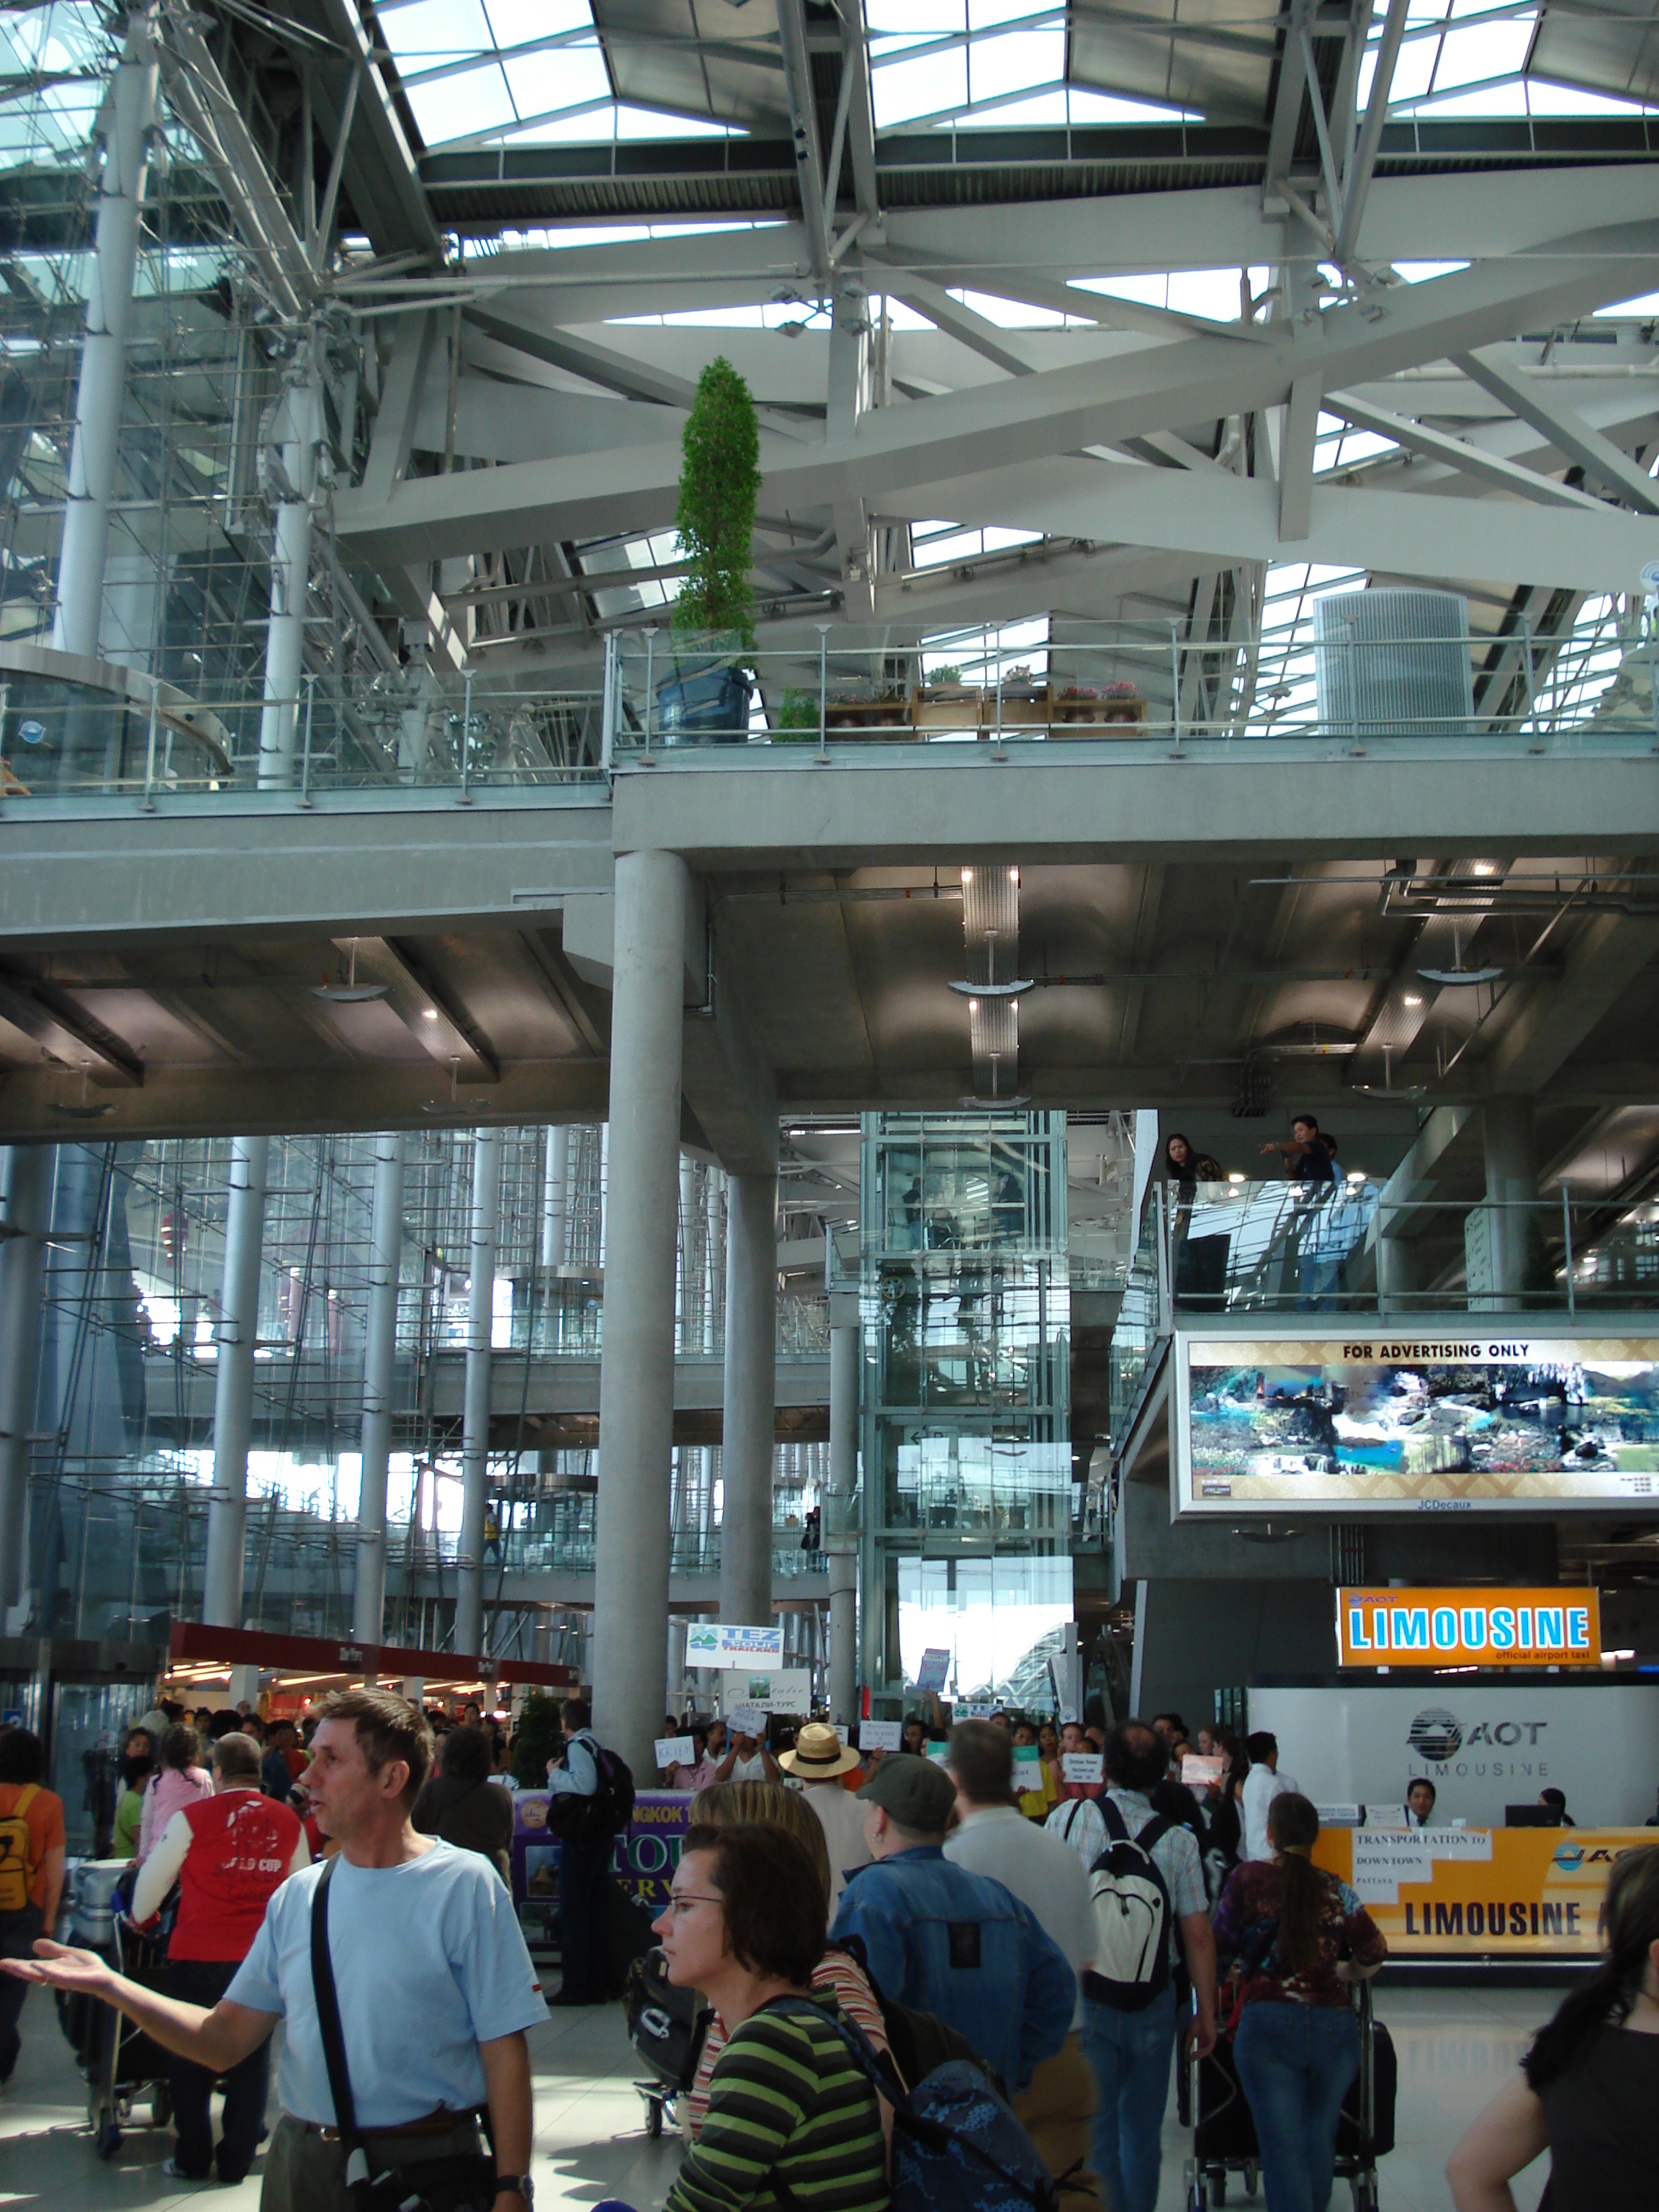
[655, 665, 750, 745]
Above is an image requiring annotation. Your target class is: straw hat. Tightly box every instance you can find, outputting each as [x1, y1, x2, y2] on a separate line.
[777, 1720, 861, 1781]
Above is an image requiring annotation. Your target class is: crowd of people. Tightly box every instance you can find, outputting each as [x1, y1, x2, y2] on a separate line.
[0, 1691, 1654, 2212]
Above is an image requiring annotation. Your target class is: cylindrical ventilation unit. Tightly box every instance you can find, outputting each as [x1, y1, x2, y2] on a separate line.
[1313, 588, 1473, 741]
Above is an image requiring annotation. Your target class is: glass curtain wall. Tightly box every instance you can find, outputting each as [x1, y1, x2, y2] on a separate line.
[17, 1130, 828, 1651]
[858, 1110, 1071, 1707]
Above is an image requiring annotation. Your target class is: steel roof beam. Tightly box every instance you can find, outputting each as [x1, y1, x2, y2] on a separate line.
[1321, 390, 1610, 511]
[777, 0, 832, 289]
[336, 225, 1659, 565]
[1457, 346, 1659, 516]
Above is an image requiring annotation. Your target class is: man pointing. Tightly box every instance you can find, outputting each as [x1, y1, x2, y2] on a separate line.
[4, 1687, 543, 2211]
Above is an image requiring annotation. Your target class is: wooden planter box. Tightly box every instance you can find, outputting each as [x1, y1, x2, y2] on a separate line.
[912, 686, 983, 733]
[822, 700, 907, 733]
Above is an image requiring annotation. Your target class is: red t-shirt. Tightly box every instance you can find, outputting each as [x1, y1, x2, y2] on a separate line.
[171, 1789, 302, 1962]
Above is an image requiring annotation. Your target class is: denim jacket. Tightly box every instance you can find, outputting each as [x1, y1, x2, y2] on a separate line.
[828, 1844, 1075, 2090]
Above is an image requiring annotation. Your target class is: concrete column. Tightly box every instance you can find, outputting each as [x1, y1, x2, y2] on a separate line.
[455, 1128, 502, 1660]
[353, 1132, 405, 1643]
[827, 1318, 859, 1722]
[719, 1173, 777, 1634]
[256, 357, 324, 788]
[52, 9, 158, 660]
[0, 1148, 52, 1620]
[541, 1126, 568, 1272]
[203, 1136, 269, 1627]
[593, 849, 690, 1776]
[1483, 1096, 1538, 1308]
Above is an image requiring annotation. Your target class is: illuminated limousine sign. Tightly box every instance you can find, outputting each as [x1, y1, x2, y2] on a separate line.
[1336, 1587, 1601, 1668]
[1174, 1334, 1659, 1515]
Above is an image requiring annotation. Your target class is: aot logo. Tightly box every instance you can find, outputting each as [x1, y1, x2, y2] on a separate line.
[1408, 1708, 1463, 1761]
[1553, 1841, 1585, 1872]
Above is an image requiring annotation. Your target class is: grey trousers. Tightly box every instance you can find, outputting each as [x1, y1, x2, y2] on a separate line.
[260, 2113, 484, 2211]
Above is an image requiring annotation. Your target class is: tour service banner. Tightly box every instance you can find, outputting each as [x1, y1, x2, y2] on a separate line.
[511, 1790, 690, 1914]
[1336, 1586, 1601, 1668]
[1177, 1333, 1659, 1514]
[1313, 1824, 1656, 1957]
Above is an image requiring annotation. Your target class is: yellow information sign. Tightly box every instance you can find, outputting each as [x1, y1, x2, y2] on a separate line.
[1336, 1586, 1601, 1668]
[1313, 1825, 1653, 1956]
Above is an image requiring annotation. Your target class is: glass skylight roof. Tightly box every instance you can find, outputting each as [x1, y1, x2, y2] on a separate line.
[371, 0, 1657, 156]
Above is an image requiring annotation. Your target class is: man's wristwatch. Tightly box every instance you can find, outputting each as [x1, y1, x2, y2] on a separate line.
[495, 2180, 534, 2206]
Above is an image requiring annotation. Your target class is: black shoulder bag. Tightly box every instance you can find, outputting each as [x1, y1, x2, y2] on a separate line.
[309, 1856, 500, 2212]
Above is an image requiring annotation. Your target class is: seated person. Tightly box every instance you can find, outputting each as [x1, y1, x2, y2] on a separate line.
[1406, 1779, 1437, 1829]
[1540, 1788, 1575, 1829]
[655, 1822, 889, 2212]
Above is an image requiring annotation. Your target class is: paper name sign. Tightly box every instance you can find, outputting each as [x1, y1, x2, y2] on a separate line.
[925, 1743, 951, 1765]
[1061, 1753, 1103, 1784]
[859, 1719, 902, 1753]
[915, 1649, 951, 1694]
[727, 1704, 768, 1737]
[1351, 1833, 1433, 1903]
[654, 1735, 695, 1768]
[1012, 1753, 1044, 1786]
[1182, 1755, 1224, 1789]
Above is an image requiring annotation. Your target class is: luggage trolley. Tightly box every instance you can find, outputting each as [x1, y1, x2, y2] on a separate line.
[1184, 1979, 1394, 2211]
[55, 1864, 176, 2159]
[624, 1945, 711, 2140]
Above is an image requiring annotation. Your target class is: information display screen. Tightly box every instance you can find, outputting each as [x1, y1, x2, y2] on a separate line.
[1176, 1332, 1659, 1514]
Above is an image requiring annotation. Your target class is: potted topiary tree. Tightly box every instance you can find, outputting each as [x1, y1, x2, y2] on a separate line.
[657, 356, 760, 744]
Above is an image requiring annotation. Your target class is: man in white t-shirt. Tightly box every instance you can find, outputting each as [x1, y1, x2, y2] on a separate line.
[778, 1722, 871, 1905]
[1242, 1730, 1298, 1862]
[5, 1686, 543, 2212]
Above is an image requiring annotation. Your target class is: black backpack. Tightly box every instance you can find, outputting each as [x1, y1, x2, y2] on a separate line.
[830, 1933, 1001, 2095]
[545, 1735, 635, 1843]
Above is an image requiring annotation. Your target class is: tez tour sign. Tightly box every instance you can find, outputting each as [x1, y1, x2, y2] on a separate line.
[1337, 1586, 1601, 1668]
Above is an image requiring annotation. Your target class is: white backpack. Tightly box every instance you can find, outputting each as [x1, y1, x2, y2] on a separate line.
[1082, 1797, 1174, 2013]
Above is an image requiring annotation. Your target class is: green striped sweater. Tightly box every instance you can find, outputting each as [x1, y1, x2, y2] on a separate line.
[665, 1995, 889, 2212]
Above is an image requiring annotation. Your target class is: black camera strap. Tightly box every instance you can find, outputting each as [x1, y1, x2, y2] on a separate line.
[310, 1856, 374, 2198]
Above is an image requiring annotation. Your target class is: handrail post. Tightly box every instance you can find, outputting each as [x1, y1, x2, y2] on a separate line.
[1522, 611, 1539, 751]
[298, 670, 315, 808]
[142, 675, 159, 811]
[644, 626, 655, 761]
[1169, 620, 1183, 756]
[600, 630, 617, 780]
[1647, 598, 1659, 756]
[458, 668, 473, 803]
[1563, 1184, 1575, 1318]
[817, 623, 829, 762]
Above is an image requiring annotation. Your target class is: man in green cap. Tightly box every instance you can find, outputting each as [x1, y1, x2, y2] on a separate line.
[828, 1753, 1074, 2094]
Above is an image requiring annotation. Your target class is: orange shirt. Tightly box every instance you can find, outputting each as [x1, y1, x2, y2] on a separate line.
[0, 1782, 66, 1910]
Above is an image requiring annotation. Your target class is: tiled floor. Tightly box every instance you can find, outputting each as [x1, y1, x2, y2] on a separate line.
[0, 1976, 1555, 2209]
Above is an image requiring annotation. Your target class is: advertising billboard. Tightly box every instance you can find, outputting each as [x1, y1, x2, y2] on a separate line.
[1177, 1332, 1659, 1515]
[1248, 1683, 1659, 1830]
[1336, 1587, 1601, 1668]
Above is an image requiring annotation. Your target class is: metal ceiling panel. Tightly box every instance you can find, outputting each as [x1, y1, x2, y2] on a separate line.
[589, 0, 794, 130]
[1066, 0, 1281, 127]
[1527, 1, 1659, 109]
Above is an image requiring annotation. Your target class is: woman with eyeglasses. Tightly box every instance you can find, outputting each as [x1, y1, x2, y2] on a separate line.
[681, 1781, 888, 2139]
[654, 1822, 889, 2212]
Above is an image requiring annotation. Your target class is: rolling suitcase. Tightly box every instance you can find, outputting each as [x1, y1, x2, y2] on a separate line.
[624, 1943, 711, 2138]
